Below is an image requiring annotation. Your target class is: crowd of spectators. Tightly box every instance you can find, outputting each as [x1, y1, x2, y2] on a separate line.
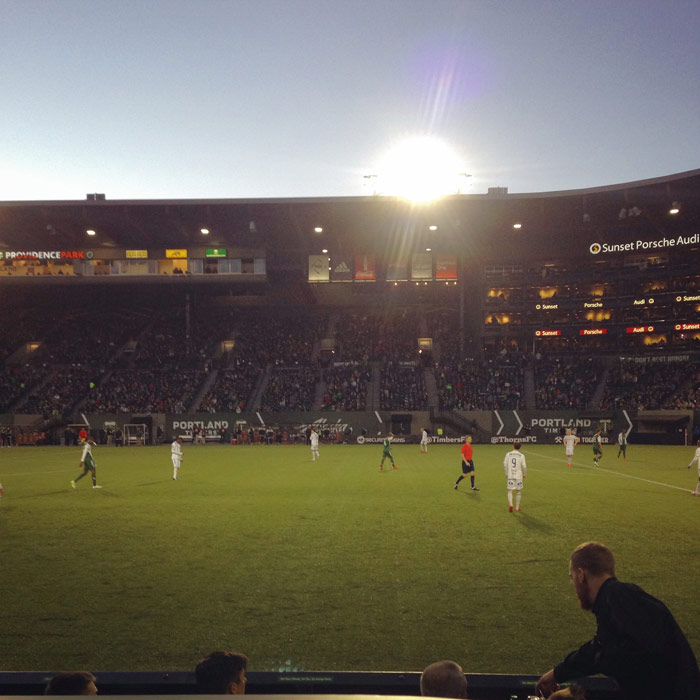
[534, 356, 603, 409]
[321, 363, 370, 411]
[198, 362, 261, 413]
[599, 358, 700, 410]
[435, 345, 526, 411]
[380, 363, 427, 411]
[82, 369, 205, 414]
[22, 366, 106, 416]
[260, 367, 318, 412]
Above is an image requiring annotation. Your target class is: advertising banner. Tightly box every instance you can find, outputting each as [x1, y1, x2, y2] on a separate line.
[411, 252, 432, 280]
[308, 255, 330, 282]
[435, 253, 457, 280]
[355, 255, 376, 281]
[165, 249, 188, 259]
[386, 258, 409, 281]
[330, 257, 353, 282]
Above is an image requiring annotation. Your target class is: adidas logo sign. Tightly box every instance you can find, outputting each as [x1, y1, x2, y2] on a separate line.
[334, 262, 350, 273]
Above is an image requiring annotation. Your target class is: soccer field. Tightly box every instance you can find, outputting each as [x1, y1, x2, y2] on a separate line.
[1, 442, 699, 674]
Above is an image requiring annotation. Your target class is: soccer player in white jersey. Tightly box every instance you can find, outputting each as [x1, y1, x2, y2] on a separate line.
[420, 428, 429, 453]
[504, 441, 527, 513]
[563, 428, 579, 466]
[310, 428, 320, 461]
[171, 436, 183, 480]
[687, 440, 700, 496]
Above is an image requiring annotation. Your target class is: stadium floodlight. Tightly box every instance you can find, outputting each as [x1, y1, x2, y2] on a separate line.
[86, 229, 96, 236]
[513, 223, 522, 230]
[374, 136, 466, 203]
[314, 227, 323, 233]
[200, 228, 210, 234]
[669, 202, 680, 215]
[429, 225, 438, 231]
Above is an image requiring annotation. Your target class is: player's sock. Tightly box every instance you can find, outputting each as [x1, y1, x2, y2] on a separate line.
[455, 475, 465, 486]
[74, 473, 84, 483]
[91, 473, 97, 486]
[516, 493, 522, 510]
[507, 491, 513, 507]
[470, 475, 475, 488]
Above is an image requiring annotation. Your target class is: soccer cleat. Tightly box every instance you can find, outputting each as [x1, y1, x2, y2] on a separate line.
[471, 487, 480, 491]
[172, 477, 180, 481]
[454, 484, 458, 490]
[70, 480, 76, 489]
[393, 465, 398, 470]
[516, 507, 521, 512]
[92, 485, 102, 489]
[379, 466, 383, 471]
[692, 492, 699, 497]
[508, 506, 513, 513]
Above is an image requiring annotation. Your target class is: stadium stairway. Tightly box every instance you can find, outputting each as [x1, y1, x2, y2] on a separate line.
[588, 366, 610, 409]
[423, 366, 439, 408]
[368, 361, 381, 411]
[523, 361, 536, 409]
[188, 368, 219, 412]
[251, 364, 272, 411]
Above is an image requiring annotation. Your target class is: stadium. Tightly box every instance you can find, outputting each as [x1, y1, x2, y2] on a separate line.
[1, 168, 699, 698]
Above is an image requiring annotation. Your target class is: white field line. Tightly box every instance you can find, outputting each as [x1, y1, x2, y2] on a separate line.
[524, 449, 693, 493]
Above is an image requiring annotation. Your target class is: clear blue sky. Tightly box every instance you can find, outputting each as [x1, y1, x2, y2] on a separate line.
[2, 0, 699, 200]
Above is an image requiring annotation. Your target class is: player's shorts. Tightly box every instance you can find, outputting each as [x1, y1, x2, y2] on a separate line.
[172, 456, 182, 467]
[565, 448, 574, 457]
[593, 444, 602, 455]
[507, 478, 523, 490]
[461, 460, 475, 474]
[83, 458, 96, 471]
[383, 449, 392, 457]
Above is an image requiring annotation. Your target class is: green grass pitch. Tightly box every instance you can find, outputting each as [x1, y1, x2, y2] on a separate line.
[1, 442, 699, 674]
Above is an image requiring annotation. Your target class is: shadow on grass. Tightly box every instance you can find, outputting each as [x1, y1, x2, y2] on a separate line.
[516, 512, 555, 533]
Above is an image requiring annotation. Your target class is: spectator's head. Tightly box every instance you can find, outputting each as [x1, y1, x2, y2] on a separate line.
[45, 672, 97, 695]
[420, 660, 468, 698]
[570, 542, 615, 610]
[463, 435, 472, 444]
[195, 650, 248, 694]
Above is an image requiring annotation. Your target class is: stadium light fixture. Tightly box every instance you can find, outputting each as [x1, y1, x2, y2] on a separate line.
[86, 229, 96, 236]
[322, 249, 328, 254]
[669, 203, 680, 215]
[513, 223, 522, 230]
[314, 227, 323, 233]
[200, 228, 210, 235]
[426, 248, 432, 252]
[429, 225, 438, 231]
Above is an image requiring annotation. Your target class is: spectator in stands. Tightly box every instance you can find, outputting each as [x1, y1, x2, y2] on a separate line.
[420, 660, 468, 698]
[195, 650, 248, 694]
[535, 541, 700, 700]
[45, 671, 97, 695]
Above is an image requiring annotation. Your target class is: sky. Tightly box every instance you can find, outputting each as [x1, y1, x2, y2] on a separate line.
[1, 0, 699, 201]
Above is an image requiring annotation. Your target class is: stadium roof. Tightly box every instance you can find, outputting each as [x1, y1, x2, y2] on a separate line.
[1, 169, 699, 260]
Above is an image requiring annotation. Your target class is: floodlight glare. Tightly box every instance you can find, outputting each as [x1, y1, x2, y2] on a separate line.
[513, 223, 522, 229]
[429, 225, 438, 231]
[200, 228, 210, 234]
[314, 227, 323, 233]
[86, 229, 96, 236]
[376, 136, 464, 202]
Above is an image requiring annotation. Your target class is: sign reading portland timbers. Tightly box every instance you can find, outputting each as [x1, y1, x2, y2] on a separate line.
[490, 410, 628, 444]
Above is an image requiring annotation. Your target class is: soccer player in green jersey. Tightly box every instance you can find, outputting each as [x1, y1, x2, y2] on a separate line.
[593, 429, 603, 467]
[71, 438, 102, 489]
[379, 433, 398, 470]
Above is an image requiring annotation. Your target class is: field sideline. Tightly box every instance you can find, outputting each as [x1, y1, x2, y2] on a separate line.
[1, 442, 699, 674]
